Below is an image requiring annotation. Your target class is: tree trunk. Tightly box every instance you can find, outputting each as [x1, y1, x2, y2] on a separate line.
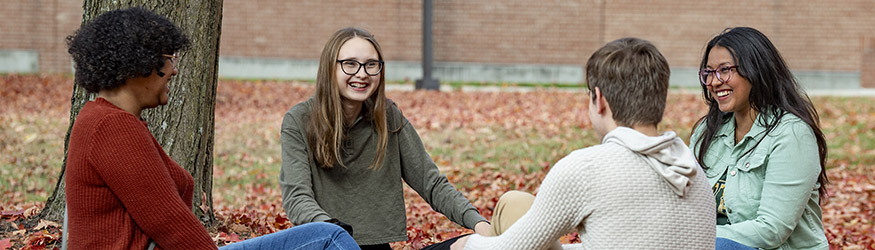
[39, 0, 224, 228]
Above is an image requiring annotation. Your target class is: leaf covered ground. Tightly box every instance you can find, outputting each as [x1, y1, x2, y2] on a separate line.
[0, 75, 873, 249]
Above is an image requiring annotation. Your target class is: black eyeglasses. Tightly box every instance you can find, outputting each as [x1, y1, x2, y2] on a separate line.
[699, 65, 738, 86]
[336, 59, 384, 76]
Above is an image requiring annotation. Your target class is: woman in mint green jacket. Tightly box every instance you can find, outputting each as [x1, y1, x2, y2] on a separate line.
[690, 27, 829, 250]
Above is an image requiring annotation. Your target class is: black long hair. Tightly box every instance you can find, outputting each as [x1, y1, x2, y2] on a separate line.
[692, 27, 828, 201]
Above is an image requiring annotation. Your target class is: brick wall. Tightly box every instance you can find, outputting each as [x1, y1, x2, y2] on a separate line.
[1, 0, 82, 72]
[3, 0, 874, 77]
[221, 1, 422, 61]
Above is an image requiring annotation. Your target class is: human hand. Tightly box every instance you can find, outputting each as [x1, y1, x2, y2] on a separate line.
[473, 221, 491, 236]
[450, 235, 470, 250]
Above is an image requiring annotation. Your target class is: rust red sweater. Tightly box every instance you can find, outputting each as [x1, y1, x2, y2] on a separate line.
[65, 98, 216, 249]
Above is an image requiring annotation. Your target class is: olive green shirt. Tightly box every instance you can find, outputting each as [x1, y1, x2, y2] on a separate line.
[280, 98, 486, 245]
[690, 111, 827, 250]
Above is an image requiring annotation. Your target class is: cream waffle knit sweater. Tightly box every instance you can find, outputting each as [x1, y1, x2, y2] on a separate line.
[464, 127, 716, 250]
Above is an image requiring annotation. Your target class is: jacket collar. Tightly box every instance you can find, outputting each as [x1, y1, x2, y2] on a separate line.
[715, 111, 776, 147]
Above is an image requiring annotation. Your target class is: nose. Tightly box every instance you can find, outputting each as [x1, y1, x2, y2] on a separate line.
[354, 65, 369, 78]
[170, 65, 179, 76]
[707, 77, 723, 88]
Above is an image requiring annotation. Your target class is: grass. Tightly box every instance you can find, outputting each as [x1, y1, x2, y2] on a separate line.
[814, 96, 875, 168]
[0, 114, 67, 205]
[1, 75, 874, 248]
[2, 81, 872, 205]
[212, 118, 282, 208]
[421, 126, 596, 176]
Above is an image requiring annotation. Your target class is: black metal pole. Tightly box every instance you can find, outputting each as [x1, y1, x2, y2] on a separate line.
[416, 0, 439, 90]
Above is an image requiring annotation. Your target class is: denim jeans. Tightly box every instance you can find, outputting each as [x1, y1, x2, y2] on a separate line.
[220, 222, 360, 250]
[715, 237, 757, 250]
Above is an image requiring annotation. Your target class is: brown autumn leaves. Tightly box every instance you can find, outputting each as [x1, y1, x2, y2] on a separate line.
[0, 75, 872, 249]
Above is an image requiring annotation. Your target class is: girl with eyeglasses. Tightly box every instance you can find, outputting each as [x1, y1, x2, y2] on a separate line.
[280, 27, 491, 250]
[690, 27, 829, 250]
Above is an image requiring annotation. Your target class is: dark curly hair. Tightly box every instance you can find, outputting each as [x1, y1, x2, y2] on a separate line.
[67, 7, 189, 93]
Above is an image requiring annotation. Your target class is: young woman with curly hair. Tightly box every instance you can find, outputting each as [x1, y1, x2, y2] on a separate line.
[65, 7, 358, 250]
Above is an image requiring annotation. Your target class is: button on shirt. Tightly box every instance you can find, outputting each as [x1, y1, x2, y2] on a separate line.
[690, 111, 827, 250]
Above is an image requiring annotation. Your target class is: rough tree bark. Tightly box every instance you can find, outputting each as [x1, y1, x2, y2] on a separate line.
[38, 0, 224, 228]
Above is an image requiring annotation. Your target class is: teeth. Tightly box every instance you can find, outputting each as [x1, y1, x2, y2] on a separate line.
[349, 82, 367, 88]
[716, 90, 732, 97]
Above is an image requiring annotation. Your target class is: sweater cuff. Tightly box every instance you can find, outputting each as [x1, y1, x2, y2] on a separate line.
[313, 214, 332, 223]
[462, 209, 488, 229]
[463, 233, 489, 250]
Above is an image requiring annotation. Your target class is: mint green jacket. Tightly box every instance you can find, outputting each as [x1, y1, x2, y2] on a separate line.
[690, 112, 827, 250]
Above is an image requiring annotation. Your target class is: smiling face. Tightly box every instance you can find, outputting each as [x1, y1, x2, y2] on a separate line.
[705, 46, 752, 115]
[335, 37, 380, 105]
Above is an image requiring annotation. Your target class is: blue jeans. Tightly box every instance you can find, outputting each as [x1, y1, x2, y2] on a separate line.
[715, 237, 757, 250]
[220, 222, 360, 250]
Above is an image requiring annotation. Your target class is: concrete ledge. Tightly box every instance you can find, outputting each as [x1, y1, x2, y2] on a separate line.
[218, 57, 584, 83]
[670, 67, 861, 90]
[0, 50, 39, 73]
[218, 57, 318, 80]
[420, 61, 583, 84]
[795, 71, 860, 90]
[217, 57, 863, 90]
[0, 54, 866, 90]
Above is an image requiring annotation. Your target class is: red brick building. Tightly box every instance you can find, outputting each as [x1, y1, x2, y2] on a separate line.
[3, 0, 874, 88]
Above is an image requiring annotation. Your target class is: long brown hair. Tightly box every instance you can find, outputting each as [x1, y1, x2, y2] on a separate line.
[692, 27, 828, 201]
[308, 27, 389, 170]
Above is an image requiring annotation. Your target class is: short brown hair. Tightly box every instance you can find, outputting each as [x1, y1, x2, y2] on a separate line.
[585, 37, 669, 127]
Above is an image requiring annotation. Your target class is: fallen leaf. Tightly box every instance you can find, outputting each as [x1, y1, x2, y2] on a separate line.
[0, 238, 11, 250]
[33, 219, 60, 231]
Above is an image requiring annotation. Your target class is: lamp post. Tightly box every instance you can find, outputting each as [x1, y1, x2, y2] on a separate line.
[415, 0, 440, 90]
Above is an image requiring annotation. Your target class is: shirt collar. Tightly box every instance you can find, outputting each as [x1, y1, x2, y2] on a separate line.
[715, 114, 734, 138]
[348, 103, 371, 128]
[746, 112, 771, 139]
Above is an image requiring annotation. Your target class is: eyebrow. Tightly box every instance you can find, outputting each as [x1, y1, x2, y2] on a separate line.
[705, 62, 733, 69]
[337, 57, 380, 62]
